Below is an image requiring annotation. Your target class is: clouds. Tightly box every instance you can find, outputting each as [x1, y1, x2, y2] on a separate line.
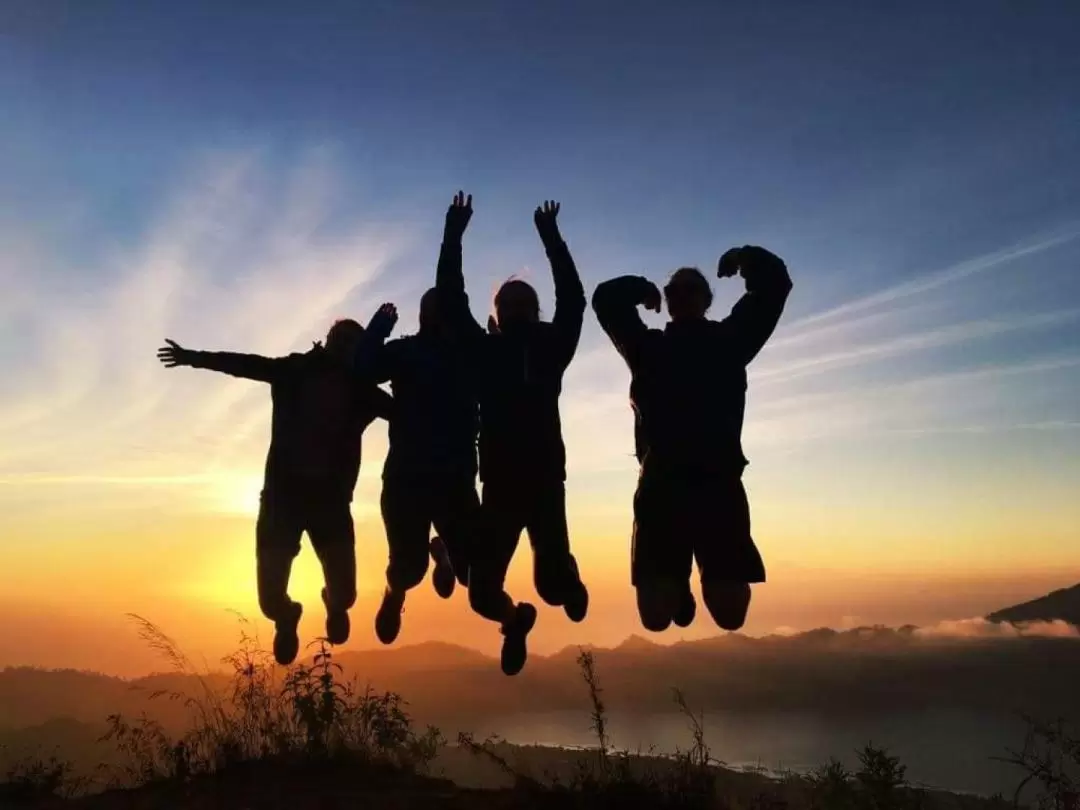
[736, 228, 1080, 453]
[0, 139, 1078, 591]
[914, 617, 1080, 640]
[0, 148, 403, 515]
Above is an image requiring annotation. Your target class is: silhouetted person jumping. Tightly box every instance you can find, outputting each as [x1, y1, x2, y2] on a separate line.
[437, 194, 589, 676]
[592, 247, 792, 634]
[156, 306, 398, 665]
[353, 193, 484, 646]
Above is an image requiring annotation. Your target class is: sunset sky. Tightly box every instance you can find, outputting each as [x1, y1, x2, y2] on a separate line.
[2, 1, 1079, 676]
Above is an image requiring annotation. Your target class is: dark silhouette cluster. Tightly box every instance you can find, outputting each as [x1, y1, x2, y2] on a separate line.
[158, 191, 793, 676]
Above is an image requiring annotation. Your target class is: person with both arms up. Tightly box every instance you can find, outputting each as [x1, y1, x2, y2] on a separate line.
[592, 246, 792, 636]
[156, 307, 397, 665]
[352, 192, 486, 648]
[436, 191, 590, 676]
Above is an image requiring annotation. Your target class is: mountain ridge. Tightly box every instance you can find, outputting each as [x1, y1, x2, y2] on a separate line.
[987, 581, 1080, 626]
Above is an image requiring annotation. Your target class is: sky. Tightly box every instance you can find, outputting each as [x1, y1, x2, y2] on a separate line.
[1, 0, 1079, 676]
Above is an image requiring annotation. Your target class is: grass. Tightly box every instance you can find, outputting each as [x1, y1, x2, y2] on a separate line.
[1, 616, 1075, 809]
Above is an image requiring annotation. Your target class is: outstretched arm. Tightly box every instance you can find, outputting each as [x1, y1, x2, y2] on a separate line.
[436, 191, 485, 341]
[591, 276, 660, 371]
[157, 339, 286, 383]
[715, 245, 793, 365]
[534, 200, 586, 369]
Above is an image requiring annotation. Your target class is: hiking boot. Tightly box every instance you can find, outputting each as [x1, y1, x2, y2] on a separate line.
[430, 536, 456, 600]
[375, 587, 405, 645]
[273, 601, 303, 666]
[673, 589, 696, 628]
[563, 579, 589, 623]
[322, 587, 350, 646]
[500, 602, 538, 676]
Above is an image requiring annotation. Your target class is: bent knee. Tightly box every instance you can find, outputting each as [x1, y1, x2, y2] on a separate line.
[258, 592, 290, 622]
[388, 555, 428, 592]
[534, 558, 576, 606]
[328, 582, 357, 611]
[702, 581, 751, 631]
[636, 580, 681, 633]
[468, 580, 509, 623]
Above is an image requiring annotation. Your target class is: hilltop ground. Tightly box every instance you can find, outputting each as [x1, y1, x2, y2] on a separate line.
[4, 602, 1080, 809]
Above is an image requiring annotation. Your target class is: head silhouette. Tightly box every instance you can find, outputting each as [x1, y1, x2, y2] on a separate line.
[419, 287, 441, 335]
[324, 318, 364, 362]
[493, 278, 540, 331]
[664, 267, 713, 322]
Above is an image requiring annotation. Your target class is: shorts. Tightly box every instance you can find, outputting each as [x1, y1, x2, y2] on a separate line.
[631, 469, 765, 588]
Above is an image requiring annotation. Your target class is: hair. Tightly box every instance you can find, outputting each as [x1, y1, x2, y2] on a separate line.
[493, 276, 541, 319]
[325, 318, 363, 345]
[664, 266, 713, 310]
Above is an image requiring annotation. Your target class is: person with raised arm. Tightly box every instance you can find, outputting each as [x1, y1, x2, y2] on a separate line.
[352, 193, 485, 646]
[156, 304, 398, 665]
[435, 194, 589, 676]
[591, 246, 792, 634]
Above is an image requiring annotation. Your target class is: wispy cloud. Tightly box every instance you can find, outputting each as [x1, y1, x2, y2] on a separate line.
[0, 148, 405, 513]
[783, 223, 1080, 333]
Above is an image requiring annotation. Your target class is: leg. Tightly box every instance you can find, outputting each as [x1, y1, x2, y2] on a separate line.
[308, 499, 357, 645]
[431, 476, 483, 594]
[467, 481, 524, 623]
[255, 494, 305, 665]
[701, 581, 752, 631]
[469, 481, 535, 676]
[631, 469, 694, 633]
[525, 481, 588, 622]
[695, 478, 765, 632]
[377, 478, 434, 644]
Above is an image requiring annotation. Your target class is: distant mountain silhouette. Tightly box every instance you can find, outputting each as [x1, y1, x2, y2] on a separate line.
[5, 622, 1080, 748]
[987, 582, 1080, 626]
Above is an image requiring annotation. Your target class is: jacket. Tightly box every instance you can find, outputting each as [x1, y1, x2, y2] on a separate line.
[592, 264, 792, 477]
[188, 347, 392, 500]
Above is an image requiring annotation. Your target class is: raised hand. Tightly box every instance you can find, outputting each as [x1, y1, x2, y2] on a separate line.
[718, 246, 786, 281]
[533, 199, 562, 243]
[366, 303, 399, 341]
[444, 190, 473, 242]
[641, 281, 662, 313]
[157, 339, 192, 368]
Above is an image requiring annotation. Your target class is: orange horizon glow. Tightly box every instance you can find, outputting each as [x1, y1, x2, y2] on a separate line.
[3, 152, 1079, 680]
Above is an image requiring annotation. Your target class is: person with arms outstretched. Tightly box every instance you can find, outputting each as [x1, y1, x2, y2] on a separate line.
[156, 305, 399, 665]
[437, 194, 589, 676]
[591, 247, 792, 634]
[352, 192, 484, 646]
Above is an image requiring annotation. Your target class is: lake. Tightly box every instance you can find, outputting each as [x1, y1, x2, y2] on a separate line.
[475, 709, 1028, 796]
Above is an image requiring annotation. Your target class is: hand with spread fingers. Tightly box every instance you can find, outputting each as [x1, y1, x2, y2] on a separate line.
[157, 339, 193, 368]
[444, 190, 473, 242]
[533, 199, 562, 245]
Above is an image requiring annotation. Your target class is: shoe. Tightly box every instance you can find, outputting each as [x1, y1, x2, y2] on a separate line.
[673, 589, 696, 628]
[322, 587, 350, 645]
[273, 601, 303, 666]
[500, 602, 538, 676]
[430, 536, 456, 600]
[375, 587, 405, 645]
[563, 579, 589, 623]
